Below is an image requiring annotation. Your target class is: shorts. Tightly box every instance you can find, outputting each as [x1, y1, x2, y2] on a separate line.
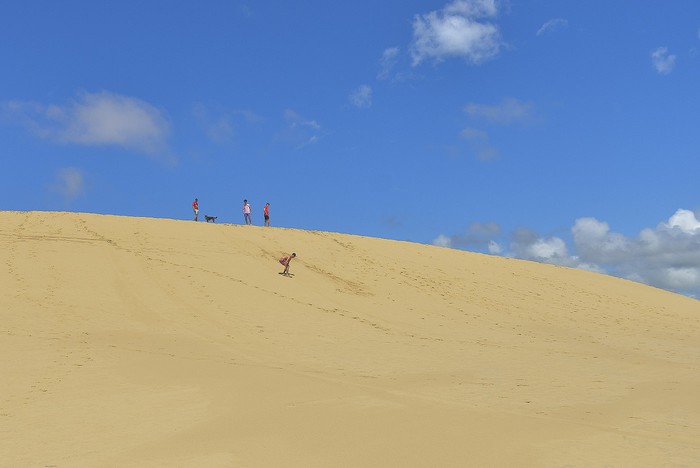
[194, 209, 199, 215]
[264, 215, 269, 221]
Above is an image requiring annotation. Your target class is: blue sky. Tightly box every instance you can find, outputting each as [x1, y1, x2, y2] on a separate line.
[2, 0, 700, 296]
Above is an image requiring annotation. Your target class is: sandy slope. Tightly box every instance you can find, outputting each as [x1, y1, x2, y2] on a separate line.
[1, 211, 699, 467]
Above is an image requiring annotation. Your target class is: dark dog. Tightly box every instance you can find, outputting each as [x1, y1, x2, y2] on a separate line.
[204, 215, 217, 223]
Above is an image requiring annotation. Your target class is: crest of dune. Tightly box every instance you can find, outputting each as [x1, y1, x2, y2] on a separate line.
[1, 211, 699, 466]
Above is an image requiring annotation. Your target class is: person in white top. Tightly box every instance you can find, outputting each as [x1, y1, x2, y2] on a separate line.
[243, 199, 252, 225]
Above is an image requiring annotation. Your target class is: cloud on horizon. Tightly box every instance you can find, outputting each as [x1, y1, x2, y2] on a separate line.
[2, 91, 170, 154]
[433, 221, 501, 250]
[433, 208, 700, 297]
[651, 47, 676, 74]
[50, 167, 85, 202]
[410, 0, 503, 66]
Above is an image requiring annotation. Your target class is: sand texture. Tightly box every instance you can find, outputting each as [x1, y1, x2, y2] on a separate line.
[1, 211, 699, 467]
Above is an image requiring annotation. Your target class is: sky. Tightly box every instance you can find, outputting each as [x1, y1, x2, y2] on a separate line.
[2, 0, 700, 297]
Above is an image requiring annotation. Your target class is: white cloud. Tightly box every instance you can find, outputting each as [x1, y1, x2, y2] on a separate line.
[465, 97, 533, 124]
[529, 209, 700, 295]
[279, 109, 321, 150]
[510, 228, 571, 264]
[411, 0, 503, 66]
[651, 47, 676, 74]
[460, 126, 499, 160]
[432, 222, 501, 249]
[664, 208, 700, 233]
[378, 47, 400, 80]
[487, 240, 502, 254]
[460, 127, 488, 139]
[525, 209, 700, 295]
[571, 217, 630, 263]
[433, 234, 453, 248]
[664, 267, 700, 290]
[51, 167, 85, 202]
[2, 91, 170, 154]
[459, 98, 533, 159]
[529, 237, 568, 259]
[349, 85, 373, 109]
[284, 109, 320, 130]
[536, 18, 568, 36]
[435, 208, 700, 296]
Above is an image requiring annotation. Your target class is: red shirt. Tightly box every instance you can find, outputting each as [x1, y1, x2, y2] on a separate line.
[192, 200, 199, 210]
[264, 205, 269, 216]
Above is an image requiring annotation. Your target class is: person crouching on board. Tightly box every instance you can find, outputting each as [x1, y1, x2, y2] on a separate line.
[279, 253, 296, 276]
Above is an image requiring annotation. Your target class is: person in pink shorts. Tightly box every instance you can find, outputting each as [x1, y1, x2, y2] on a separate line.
[279, 253, 296, 276]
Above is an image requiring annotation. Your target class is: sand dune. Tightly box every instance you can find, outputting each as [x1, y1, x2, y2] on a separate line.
[1, 211, 699, 467]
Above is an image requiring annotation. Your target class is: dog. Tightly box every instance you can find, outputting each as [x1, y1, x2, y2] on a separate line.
[204, 215, 217, 223]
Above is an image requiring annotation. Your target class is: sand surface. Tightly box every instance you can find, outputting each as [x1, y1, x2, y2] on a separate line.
[1, 211, 699, 467]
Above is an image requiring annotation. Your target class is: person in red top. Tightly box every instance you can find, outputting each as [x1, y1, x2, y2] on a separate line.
[192, 198, 199, 221]
[264, 202, 270, 227]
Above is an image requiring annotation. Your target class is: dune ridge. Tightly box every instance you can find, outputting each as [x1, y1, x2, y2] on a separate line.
[1, 211, 699, 467]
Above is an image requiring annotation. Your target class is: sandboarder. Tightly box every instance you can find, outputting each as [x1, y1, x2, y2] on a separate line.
[279, 253, 296, 276]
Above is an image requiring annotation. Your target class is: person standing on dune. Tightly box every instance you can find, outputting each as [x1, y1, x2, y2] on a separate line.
[279, 253, 296, 276]
[264, 202, 270, 227]
[243, 199, 252, 225]
[192, 198, 199, 221]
